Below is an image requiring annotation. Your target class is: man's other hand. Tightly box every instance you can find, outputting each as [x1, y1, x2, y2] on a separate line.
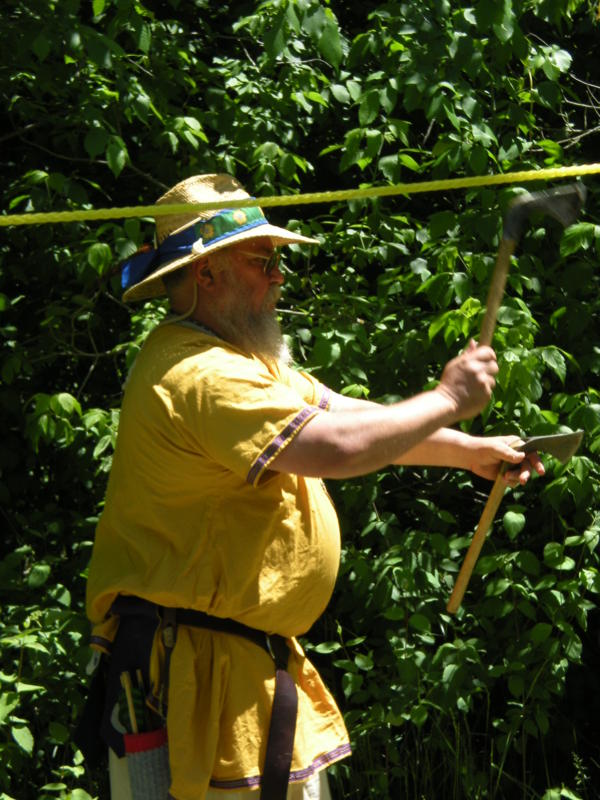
[466, 435, 546, 485]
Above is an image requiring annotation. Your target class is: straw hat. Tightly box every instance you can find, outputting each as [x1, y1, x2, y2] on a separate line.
[121, 174, 319, 302]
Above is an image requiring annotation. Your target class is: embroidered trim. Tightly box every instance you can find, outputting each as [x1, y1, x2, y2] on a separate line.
[246, 406, 318, 486]
[208, 743, 352, 789]
[318, 385, 331, 410]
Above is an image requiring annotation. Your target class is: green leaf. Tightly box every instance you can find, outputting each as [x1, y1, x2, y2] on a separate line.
[516, 550, 540, 576]
[543, 543, 575, 570]
[382, 606, 405, 621]
[318, 17, 343, 69]
[330, 84, 350, 103]
[87, 242, 112, 273]
[560, 223, 599, 257]
[27, 563, 50, 588]
[313, 641, 341, 654]
[549, 47, 572, 73]
[359, 91, 379, 127]
[304, 7, 343, 69]
[106, 136, 128, 178]
[52, 393, 81, 417]
[410, 703, 428, 727]
[529, 623, 552, 645]
[93, 434, 113, 459]
[486, 577, 511, 597]
[48, 721, 70, 743]
[408, 613, 431, 632]
[84, 127, 109, 159]
[503, 511, 526, 540]
[264, 9, 286, 58]
[354, 653, 374, 671]
[540, 348, 566, 383]
[508, 674, 524, 697]
[137, 23, 152, 54]
[68, 791, 96, 800]
[92, 0, 106, 15]
[32, 33, 51, 61]
[442, 664, 460, 684]
[0, 693, 19, 725]
[306, 91, 328, 107]
[12, 725, 34, 754]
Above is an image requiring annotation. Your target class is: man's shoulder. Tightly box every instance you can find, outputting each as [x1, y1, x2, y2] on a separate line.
[140, 323, 268, 384]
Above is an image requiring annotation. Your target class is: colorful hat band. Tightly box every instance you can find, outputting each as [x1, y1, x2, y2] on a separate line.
[197, 206, 266, 247]
[121, 206, 267, 290]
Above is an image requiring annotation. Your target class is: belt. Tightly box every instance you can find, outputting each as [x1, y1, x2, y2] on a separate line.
[111, 596, 297, 800]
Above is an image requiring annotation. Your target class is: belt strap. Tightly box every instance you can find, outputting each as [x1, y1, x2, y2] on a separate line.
[110, 596, 297, 800]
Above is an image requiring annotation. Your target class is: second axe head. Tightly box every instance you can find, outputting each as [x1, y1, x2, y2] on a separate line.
[517, 430, 584, 464]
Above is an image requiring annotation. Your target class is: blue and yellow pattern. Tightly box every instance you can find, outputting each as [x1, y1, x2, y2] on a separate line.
[121, 206, 268, 290]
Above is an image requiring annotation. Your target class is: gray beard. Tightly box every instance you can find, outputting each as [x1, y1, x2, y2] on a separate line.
[216, 280, 292, 367]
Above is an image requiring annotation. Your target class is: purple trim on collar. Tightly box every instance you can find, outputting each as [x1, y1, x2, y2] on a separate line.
[246, 406, 318, 486]
[208, 743, 352, 789]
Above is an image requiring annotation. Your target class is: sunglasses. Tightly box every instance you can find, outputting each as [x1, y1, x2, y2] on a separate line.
[238, 249, 281, 274]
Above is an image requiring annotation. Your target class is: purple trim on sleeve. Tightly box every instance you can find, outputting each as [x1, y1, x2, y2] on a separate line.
[208, 743, 352, 790]
[318, 385, 331, 410]
[246, 406, 318, 486]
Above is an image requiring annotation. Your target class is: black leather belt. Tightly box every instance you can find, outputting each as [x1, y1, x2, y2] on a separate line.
[111, 596, 297, 800]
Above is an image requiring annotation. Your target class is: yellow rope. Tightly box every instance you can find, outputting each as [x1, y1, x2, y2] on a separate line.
[1, 163, 599, 227]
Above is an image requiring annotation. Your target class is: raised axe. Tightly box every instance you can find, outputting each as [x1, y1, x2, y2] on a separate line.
[478, 182, 587, 346]
[446, 431, 583, 614]
[446, 182, 587, 614]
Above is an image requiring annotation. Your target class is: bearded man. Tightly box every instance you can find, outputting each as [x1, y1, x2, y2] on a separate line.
[83, 174, 543, 800]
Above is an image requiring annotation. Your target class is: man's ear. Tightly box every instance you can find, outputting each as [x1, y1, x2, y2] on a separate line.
[191, 257, 214, 290]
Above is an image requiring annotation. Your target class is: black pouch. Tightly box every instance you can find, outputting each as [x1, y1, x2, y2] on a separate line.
[74, 610, 160, 763]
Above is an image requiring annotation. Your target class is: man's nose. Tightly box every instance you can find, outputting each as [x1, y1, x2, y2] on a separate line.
[270, 264, 284, 285]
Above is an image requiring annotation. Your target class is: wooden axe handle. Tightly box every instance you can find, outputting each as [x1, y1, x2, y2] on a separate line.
[446, 239, 516, 614]
[446, 465, 508, 614]
[445, 239, 514, 614]
[479, 238, 517, 347]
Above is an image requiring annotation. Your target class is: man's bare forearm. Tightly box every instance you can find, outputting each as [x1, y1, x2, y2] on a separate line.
[271, 389, 460, 478]
[271, 342, 499, 479]
[394, 427, 474, 470]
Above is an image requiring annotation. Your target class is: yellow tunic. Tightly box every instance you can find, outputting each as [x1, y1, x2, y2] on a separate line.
[86, 323, 350, 799]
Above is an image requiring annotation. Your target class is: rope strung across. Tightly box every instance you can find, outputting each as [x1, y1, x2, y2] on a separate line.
[1, 163, 600, 227]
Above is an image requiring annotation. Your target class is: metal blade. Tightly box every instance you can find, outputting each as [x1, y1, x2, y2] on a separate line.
[517, 430, 584, 463]
[503, 183, 587, 241]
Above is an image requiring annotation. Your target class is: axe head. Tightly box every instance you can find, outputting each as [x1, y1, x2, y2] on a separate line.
[518, 430, 584, 463]
[503, 182, 587, 242]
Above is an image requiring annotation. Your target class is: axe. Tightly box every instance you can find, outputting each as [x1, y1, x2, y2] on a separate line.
[478, 182, 587, 348]
[446, 431, 583, 614]
[446, 182, 587, 614]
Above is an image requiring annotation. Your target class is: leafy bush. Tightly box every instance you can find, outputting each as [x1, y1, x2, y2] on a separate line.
[2, 0, 600, 798]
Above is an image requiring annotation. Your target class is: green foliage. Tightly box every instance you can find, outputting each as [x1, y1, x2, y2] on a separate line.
[2, 0, 600, 797]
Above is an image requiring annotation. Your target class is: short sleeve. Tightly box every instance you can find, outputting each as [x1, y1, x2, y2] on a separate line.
[178, 351, 327, 486]
[284, 367, 332, 411]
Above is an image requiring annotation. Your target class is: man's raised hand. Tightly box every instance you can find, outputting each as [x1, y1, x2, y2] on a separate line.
[436, 339, 499, 422]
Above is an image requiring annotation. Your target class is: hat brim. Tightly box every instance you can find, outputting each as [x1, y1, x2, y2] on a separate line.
[122, 223, 319, 302]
